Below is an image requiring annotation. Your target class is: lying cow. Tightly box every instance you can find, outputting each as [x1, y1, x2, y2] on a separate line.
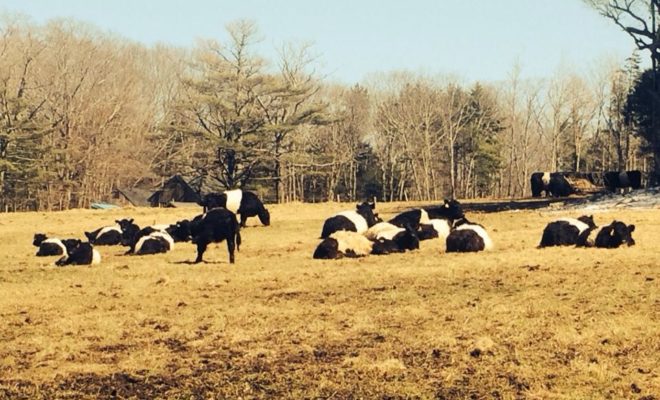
[320, 201, 380, 238]
[446, 218, 494, 253]
[389, 199, 464, 231]
[189, 208, 242, 264]
[538, 215, 597, 248]
[84, 224, 123, 245]
[595, 221, 636, 248]
[33, 234, 79, 257]
[199, 189, 270, 227]
[55, 241, 101, 266]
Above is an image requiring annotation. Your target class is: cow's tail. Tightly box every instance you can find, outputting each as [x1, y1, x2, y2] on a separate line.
[234, 215, 241, 251]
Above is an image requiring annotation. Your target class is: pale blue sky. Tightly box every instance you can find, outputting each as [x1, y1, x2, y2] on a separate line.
[0, 0, 642, 84]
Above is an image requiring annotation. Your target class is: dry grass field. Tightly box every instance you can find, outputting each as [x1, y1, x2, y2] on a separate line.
[0, 201, 658, 399]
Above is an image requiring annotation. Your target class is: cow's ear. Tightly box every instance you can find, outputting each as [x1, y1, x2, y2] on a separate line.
[129, 218, 134, 223]
[628, 224, 635, 232]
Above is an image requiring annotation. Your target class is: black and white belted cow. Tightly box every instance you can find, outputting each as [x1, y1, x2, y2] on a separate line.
[313, 231, 376, 259]
[33, 234, 80, 257]
[320, 201, 380, 239]
[364, 222, 420, 254]
[388, 199, 464, 232]
[446, 217, 494, 253]
[530, 172, 552, 197]
[538, 215, 598, 248]
[199, 189, 270, 227]
[84, 223, 123, 245]
[55, 241, 101, 266]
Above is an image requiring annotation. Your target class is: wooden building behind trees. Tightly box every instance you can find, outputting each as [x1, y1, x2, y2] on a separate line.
[0, 12, 656, 211]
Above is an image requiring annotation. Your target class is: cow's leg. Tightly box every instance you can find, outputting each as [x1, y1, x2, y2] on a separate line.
[240, 214, 247, 227]
[194, 242, 208, 263]
[227, 238, 236, 264]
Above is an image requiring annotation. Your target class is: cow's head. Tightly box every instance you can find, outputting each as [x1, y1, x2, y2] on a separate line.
[166, 220, 192, 242]
[116, 218, 139, 246]
[33, 233, 47, 247]
[115, 218, 135, 232]
[371, 238, 397, 255]
[258, 208, 271, 226]
[577, 215, 597, 229]
[63, 239, 82, 254]
[355, 202, 378, 227]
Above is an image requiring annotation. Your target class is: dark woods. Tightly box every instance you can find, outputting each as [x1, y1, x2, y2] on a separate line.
[0, 15, 658, 211]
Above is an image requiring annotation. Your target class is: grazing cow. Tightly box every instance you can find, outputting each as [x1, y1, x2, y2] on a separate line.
[389, 199, 464, 231]
[320, 201, 379, 238]
[530, 172, 552, 197]
[313, 231, 376, 259]
[133, 231, 175, 255]
[595, 221, 636, 248]
[189, 208, 241, 264]
[33, 234, 79, 257]
[446, 218, 494, 253]
[199, 190, 270, 227]
[55, 241, 101, 266]
[604, 170, 643, 193]
[538, 215, 597, 248]
[84, 224, 123, 245]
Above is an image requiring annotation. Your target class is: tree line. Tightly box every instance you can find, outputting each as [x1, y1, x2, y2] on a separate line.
[0, 10, 656, 211]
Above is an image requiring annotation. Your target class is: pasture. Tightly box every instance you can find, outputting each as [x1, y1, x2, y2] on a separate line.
[0, 202, 658, 399]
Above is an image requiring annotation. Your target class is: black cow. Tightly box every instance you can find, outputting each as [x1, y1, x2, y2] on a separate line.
[189, 208, 242, 264]
[199, 189, 270, 227]
[538, 215, 597, 248]
[320, 201, 379, 239]
[56, 241, 100, 266]
[547, 173, 577, 197]
[389, 199, 464, 231]
[530, 172, 551, 197]
[595, 221, 636, 248]
[84, 224, 123, 245]
[604, 171, 642, 193]
[33, 234, 79, 257]
[446, 218, 493, 252]
[166, 219, 192, 242]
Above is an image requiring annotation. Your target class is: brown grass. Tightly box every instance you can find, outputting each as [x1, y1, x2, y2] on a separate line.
[0, 202, 658, 399]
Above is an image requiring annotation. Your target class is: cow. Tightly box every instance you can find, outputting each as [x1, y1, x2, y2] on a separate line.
[547, 173, 577, 197]
[604, 170, 643, 193]
[531, 172, 551, 197]
[538, 215, 597, 248]
[55, 241, 101, 266]
[33, 234, 79, 257]
[199, 189, 270, 227]
[84, 224, 123, 245]
[445, 218, 494, 253]
[595, 221, 636, 248]
[189, 208, 241, 264]
[370, 226, 420, 254]
[133, 231, 175, 255]
[320, 201, 379, 239]
[417, 219, 452, 241]
[165, 219, 193, 242]
[389, 199, 464, 231]
[313, 230, 376, 259]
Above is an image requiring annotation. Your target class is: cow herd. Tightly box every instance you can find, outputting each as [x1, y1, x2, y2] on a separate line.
[33, 189, 267, 266]
[313, 200, 636, 259]
[531, 170, 643, 198]
[33, 190, 637, 267]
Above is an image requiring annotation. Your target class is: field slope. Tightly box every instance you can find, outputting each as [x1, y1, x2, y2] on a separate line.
[0, 202, 658, 399]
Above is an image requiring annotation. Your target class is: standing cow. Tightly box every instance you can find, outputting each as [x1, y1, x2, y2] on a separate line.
[604, 171, 642, 193]
[530, 172, 551, 197]
[199, 189, 270, 227]
[189, 208, 242, 264]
